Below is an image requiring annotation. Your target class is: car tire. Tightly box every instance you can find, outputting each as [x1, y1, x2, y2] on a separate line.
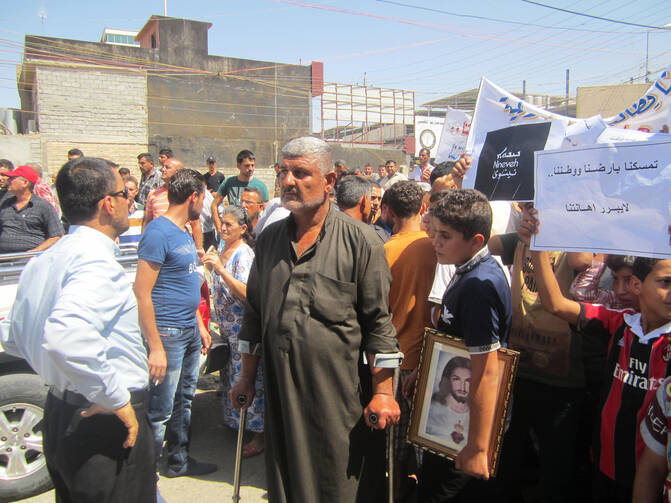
[0, 373, 52, 502]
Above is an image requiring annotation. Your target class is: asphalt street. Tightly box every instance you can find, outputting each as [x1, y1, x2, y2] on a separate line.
[18, 374, 268, 503]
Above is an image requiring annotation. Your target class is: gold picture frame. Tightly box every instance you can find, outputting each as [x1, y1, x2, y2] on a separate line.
[406, 328, 519, 477]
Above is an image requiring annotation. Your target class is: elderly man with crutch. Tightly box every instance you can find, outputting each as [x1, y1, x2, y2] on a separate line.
[229, 136, 403, 502]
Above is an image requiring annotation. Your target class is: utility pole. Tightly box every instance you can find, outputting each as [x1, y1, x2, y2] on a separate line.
[646, 24, 671, 83]
[646, 31, 650, 82]
[522, 80, 526, 100]
[565, 69, 569, 116]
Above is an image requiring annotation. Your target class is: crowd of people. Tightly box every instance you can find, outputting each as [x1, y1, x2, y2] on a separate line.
[0, 137, 670, 503]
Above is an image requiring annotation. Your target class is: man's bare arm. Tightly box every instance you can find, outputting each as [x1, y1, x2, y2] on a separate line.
[530, 250, 581, 324]
[29, 235, 61, 252]
[632, 446, 667, 503]
[141, 204, 153, 232]
[567, 252, 593, 272]
[133, 259, 167, 383]
[211, 193, 224, 235]
[519, 209, 581, 324]
[196, 309, 211, 355]
[363, 354, 401, 430]
[229, 353, 260, 409]
[190, 218, 204, 252]
[455, 350, 498, 479]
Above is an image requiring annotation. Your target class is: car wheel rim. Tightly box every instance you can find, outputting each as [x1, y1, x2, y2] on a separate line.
[0, 403, 46, 480]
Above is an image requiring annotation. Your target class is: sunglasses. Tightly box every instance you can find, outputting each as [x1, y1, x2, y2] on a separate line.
[108, 188, 129, 199]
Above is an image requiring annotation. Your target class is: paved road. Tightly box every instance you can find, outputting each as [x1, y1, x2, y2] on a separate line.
[18, 375, 268, 503]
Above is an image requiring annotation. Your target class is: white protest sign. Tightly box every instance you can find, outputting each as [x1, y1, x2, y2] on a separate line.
[435, 108, 471, 163]
[531, 140, 671, 258]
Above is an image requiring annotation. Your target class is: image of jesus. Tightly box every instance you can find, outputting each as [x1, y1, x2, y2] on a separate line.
[425, 356, 471, 447]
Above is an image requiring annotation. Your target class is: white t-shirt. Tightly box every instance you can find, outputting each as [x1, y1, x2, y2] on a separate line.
[428, 263, 456, 304]
[409, 163, 435, 182]
[381, 172, 408, 190]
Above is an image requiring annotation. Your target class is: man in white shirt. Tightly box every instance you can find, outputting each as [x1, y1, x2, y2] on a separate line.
[0, 157, 155, 502]
[379, 160, 407, 190]
[409, 148, 435, 182]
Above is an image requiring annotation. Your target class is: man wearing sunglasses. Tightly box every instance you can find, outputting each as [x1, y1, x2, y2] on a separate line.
[1, 157, 156, 502]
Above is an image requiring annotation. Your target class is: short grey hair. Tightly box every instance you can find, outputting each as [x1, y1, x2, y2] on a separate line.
[336, 176, 372, 210]
[26, 162, 43, 178]
[334, 159, 346, 168]
[280, 137, 333, 175]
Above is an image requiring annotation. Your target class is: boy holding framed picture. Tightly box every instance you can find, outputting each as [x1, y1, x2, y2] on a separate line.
[418, 189, 512, 501]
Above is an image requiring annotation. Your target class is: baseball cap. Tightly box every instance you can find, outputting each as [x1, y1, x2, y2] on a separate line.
[5, 165, 39, 184]
[206, 156, 216, 163]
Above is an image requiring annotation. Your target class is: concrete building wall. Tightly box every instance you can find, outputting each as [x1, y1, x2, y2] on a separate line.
[42, 141, 148, 178]
[576, 83, 649, 118]
[36, 66, 148, 143]
[328, 144, 409, 173]
[0, 134, 41, 166]
[34, 65, 148, 175]
[146, 63, 312, 172]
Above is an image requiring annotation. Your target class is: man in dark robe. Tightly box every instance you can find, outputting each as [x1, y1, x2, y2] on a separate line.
[231, 136, 402, 502]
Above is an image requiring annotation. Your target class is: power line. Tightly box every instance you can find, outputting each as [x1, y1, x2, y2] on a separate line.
[375, 0, 644, 33]
[369, 1, 662, 97]
[521, 0, 667, 29]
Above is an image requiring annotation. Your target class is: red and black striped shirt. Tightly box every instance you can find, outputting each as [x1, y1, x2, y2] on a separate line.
[577, 303, 671, 488]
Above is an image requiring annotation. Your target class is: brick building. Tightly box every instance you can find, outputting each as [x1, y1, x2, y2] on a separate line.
[17, 15, 318, 187]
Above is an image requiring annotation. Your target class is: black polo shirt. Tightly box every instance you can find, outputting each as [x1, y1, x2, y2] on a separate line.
[0, 194, 63, 253]
[437, 248, 512, 353]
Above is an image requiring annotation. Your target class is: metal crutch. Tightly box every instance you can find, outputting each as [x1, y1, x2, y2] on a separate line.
[368, 366, 401, 503]
[232, 395, 248, 503]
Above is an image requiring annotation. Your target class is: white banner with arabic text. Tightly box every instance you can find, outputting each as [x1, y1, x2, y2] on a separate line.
[531, 140, 671, 258]
[604, 69, 671, 133]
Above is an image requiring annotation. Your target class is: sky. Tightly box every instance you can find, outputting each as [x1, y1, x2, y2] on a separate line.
[0, 0, 670, 114]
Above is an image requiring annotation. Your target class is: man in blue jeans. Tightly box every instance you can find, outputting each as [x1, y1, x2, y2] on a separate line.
[134, 168, 216, 478]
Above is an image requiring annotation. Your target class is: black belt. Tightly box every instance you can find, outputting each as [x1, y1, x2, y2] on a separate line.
[50, 387, 149, 409]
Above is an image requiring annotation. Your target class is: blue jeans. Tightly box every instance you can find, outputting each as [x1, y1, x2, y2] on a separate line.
[148, 325, 201, 473]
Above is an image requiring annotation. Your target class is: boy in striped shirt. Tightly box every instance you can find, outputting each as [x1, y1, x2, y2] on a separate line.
[522, 208, 671, 502]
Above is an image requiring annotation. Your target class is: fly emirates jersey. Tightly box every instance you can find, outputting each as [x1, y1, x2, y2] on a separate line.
[577, 303, 671, 488]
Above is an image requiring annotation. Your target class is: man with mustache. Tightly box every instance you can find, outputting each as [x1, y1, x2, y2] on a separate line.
[230, 136, 402, 502]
